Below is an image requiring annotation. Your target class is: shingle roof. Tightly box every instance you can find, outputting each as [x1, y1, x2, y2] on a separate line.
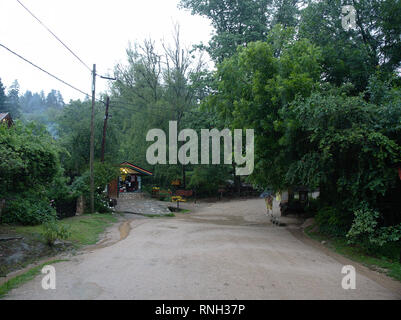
[120, 162, 153, 176]
[0, 113, 9, 121]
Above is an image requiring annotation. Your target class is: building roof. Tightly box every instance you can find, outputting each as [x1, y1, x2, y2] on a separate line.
[120, 162, 153, 176]
[0, 113, 9, 121]
[0, 113, 13, 127]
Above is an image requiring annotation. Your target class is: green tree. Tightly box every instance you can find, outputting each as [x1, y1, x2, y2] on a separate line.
[0, 79, 21, 119]
[56, 99, 119, 177]
[0, 122, 60, 197]
[299, 0, 401, 92]
[110, 29, 209, 188]
[0, 78, 6, 114]
[179, 0, 272, 62]
[5, 80, 21, 119]
[205, 26, 322, 190]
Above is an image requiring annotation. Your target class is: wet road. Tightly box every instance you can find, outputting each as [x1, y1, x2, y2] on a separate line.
[4, 199, 401, 300]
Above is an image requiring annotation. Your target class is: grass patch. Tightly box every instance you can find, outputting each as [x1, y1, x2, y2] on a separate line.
[168, 206, 191, 214]
[14, 213, 119, 247]
[144, 213, 175, 218]
[305, 225, 401, 282]
[0, 259, 68, 298]
[0, 214, 118, 297]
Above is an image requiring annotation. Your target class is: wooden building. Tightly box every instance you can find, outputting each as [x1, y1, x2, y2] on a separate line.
[108, 162, 153, 200]
[0, 113, 13, 128]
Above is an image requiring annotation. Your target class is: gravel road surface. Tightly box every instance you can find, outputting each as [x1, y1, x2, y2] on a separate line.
[4, 199, 401, 300]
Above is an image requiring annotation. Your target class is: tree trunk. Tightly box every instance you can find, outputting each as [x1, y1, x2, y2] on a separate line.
[0, 199, 5, 221]
[182, 164, 186, 189]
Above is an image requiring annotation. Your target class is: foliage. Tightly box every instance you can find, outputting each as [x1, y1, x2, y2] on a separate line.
[347, 203, 401, 251]
[0, 121, 60, 197]
[46, 170, 77, 219]
[188, 165, 230, 196]
[1, 193, 57, 226]
[0, 79, 21, 119]
[299, 0, 401, 92]
[0, 78, 7, 112]
[205, 26, 322, 190]
[179, 0, 304, 62]
[42, 219, 71, 246]
[305, 226, 401, 282]
[315, 206, 351, 237]
[56, 99, 119, 176]
[15, 213, 118, 247]
[71, 162, 119, 213]
[286, 88, 401, 217]
[19, 88, 64, 136]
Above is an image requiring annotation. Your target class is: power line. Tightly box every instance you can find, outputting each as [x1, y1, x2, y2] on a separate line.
[15, 0, 92, 73]
[0, 42, 91, 97]
[0, 41, 181, 120]
[0, 43, 178, 120]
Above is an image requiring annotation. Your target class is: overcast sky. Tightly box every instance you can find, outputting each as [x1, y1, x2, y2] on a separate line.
[0, 0, 213, 102]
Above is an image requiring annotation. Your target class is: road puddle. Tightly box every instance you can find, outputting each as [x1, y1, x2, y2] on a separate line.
[119, 221, 132, 240]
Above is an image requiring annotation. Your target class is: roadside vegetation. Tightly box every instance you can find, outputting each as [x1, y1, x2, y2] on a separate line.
[0, 259, 67, 298]
[305, 225, 401, 282]
[14, 213, 119, 247]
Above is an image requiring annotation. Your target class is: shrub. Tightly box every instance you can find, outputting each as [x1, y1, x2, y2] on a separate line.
[46, 171, 77, 219]
[315, 206, 352, 237]
[1, 194, 57, 226]
[347, 203, 401, 257]
[93, 192, 112, 213]
[71, 162, 118, 213]
[42, 219, 71, 246]
[0, 122, 60, 196]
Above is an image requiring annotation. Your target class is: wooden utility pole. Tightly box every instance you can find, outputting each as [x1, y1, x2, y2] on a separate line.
[90, 64, 96, 214]
[101, 96, 110, 163]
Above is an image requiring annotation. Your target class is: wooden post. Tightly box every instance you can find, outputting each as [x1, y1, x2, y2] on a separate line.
[101, 97, 110, 163]
[90, 64, 96, 214]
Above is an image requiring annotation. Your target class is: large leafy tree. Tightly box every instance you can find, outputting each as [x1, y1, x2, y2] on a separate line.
[205, 26, 322, 189]
[179, 0, 306, 62]
[179, 0, 272, 62]
[285, 87, 401, 211]
[299, 0, 401, 92]
[110, 30, 209, 187]
[284, 84, 401, 248]
[0, 122, 60, 197]
[56, 99, 119, 177]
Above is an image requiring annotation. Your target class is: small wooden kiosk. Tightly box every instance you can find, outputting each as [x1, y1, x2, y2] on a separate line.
[108, 162, 153, 200]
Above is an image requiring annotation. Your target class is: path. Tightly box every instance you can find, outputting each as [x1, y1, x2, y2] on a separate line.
[4, 199, 401, 300]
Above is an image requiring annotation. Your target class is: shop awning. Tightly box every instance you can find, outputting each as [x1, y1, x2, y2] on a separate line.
[119, 162, 153, 176]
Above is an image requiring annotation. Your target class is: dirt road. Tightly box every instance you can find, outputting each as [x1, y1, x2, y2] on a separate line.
[4, 199, 401, 300]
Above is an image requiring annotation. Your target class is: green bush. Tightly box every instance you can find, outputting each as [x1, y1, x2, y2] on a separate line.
[1, 194, 57, 226]
[315, 207, 352, 237]
[46, 171, 77, 218]
[93, 192, 112, 213]
[71, 162, 118, 213]
[347, 203, 401, 256]
[42, 219, 71, 246]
